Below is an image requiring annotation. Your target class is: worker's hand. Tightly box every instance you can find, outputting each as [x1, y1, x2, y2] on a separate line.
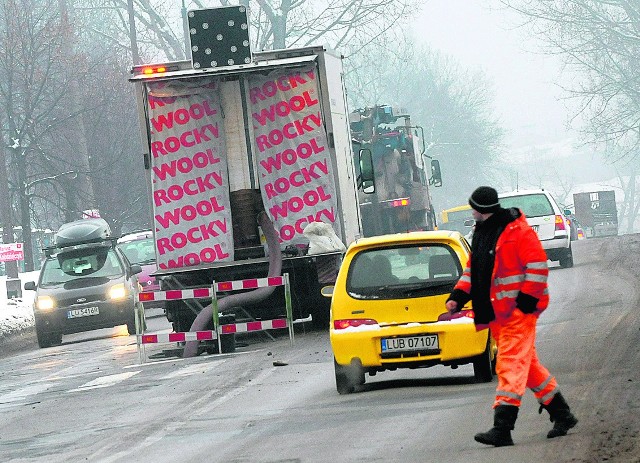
[445, 300, 459, 314]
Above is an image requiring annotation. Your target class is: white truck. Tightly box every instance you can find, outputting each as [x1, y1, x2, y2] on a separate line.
[129, 6, 362, 338]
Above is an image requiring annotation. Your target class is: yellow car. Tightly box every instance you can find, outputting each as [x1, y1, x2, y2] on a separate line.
[327, 230, 496, 394]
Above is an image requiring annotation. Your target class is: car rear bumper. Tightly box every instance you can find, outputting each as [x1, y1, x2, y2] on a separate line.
[540, 235, 570, 260]
[331, 319, 489, 369]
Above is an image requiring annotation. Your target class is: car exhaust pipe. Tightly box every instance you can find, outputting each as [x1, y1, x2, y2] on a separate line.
[182, 211, 282, 358]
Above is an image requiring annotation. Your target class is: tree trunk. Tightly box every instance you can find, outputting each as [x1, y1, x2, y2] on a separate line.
[0, 127, 19, 279]
[272, 0, 291, 49]
[626, 173, 638, 234]
[59, 0, 97, 216]
[15, 151, 35, 272]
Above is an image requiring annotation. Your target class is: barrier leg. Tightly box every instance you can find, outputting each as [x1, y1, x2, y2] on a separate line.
[284, 273, 294, 347]
[134, 297, 145, 364]
[212, 283, 222, 355]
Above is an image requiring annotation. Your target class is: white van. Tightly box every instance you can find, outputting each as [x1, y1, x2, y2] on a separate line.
[499, 189, 573, 268]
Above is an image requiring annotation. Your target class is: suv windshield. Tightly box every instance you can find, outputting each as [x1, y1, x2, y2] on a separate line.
[117, 237, 156, 265]
[40, 248, 124, 286]
[347, 244, 461, 299]
[500, 193, 554, 218]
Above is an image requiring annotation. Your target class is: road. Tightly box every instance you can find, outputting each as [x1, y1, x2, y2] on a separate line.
[0, 235, 638, 462]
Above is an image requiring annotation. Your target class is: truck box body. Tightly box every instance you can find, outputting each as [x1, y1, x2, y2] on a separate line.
[130, 38, 361, 331]
[573, 190, 618, 238]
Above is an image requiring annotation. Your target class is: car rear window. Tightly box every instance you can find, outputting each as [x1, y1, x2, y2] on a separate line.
[346, 244, 461, 299]
[40, 248, 124, 286]
[500, 193, 554, 218]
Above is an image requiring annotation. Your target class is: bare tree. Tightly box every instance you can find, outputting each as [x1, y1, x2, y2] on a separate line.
[80, 0, 419, 61]
[345, 38, 504, 209]
[500, 0, 640, 159]
[0, 0, 89, 270]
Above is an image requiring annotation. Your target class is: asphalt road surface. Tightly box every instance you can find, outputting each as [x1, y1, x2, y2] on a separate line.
[0, 235, 638, 462]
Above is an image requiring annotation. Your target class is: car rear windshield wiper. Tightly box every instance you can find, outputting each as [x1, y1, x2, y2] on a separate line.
[402, 281, 456, 295]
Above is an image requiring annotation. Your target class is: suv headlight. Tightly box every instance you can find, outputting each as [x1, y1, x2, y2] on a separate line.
[36, 296, 55, 311]
[108, 283, 127, 300]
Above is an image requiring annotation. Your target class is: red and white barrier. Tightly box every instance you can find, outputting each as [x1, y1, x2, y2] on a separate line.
[138, 276, 285, 303]
[134, 274, 293, 363]
[141, 331, 216, 344]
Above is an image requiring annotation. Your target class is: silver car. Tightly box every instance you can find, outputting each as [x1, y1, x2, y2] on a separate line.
[499, 189, 573, 268]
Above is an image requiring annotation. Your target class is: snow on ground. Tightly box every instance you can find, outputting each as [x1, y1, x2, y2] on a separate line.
[0, 270, 40, 339]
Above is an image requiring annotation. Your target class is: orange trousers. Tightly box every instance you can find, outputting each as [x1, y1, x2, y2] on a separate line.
[490, 309, 558, 408]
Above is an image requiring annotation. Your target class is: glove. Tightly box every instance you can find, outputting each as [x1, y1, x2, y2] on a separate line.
[516, 291, 539, 314]
[447, 288, 471, 313]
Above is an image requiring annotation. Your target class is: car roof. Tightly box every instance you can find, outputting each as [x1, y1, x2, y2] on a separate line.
[498, 189, 550, 197]
[442, 204, 471, 213]
[349, 230, 465, 251]
[117, 230, 153, 243]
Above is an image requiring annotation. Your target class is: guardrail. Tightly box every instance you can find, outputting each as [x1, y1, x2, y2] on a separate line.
[133, 273, 293, 363]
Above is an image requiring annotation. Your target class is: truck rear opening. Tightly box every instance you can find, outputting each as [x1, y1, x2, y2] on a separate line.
[129, 7, 362, 338]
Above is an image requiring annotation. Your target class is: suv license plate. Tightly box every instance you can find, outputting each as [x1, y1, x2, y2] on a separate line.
[381, 334, 439, 352]
[68, 307, 100, 319]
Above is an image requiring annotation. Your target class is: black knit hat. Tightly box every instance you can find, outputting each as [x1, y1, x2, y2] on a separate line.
[469, 186, 501, 213]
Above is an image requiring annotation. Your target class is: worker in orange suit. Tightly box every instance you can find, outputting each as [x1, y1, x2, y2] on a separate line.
[445, 186, 578, 447]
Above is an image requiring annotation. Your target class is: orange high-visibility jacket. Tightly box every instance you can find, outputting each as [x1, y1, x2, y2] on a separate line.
[454, 213, 549, 320]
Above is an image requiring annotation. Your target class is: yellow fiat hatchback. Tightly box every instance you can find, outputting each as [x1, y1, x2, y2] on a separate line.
[328, 230, 496, 394]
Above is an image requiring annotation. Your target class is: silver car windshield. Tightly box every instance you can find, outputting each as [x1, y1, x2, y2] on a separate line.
[40, 248, 124, 285]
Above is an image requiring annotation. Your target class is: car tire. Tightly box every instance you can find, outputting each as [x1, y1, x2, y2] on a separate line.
[35, 321, 57, 348]
[473, 336, 494, 383]
[36, 329, 53, 348]
[559, 245, 574, 268]
[36, 329, 62, 348]
[334, 358, 364, 394]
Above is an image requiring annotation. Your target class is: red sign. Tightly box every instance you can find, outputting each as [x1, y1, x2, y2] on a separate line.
[0, 242, 24, 262]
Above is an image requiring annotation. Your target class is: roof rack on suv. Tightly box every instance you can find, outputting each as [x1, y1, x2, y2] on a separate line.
[44, 218, 117, 258]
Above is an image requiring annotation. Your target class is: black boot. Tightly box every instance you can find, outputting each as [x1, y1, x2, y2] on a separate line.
[474, 405, 519, 447]
[540, 392, 578, 438]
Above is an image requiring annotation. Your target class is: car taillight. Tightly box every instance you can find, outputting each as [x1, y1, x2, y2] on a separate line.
[333, 319, 378, 330]
[437, 310, 475, 321]
[555, 215, 566, 231]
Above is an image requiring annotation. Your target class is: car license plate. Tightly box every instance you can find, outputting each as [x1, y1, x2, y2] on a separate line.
[381, 334, 439, 352]
[531, 225, 539, 233]
[67, 307, 100, 319]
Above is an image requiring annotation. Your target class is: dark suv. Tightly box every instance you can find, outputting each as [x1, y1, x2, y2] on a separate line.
[24, 219, 142, 348]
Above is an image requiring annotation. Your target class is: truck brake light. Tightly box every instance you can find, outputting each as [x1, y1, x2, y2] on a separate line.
[392, 198, 410, 207]
[555, 215, 566, 231]
[142, 66, 167, 75]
